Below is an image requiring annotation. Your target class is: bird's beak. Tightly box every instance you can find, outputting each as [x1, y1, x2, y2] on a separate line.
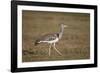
[64, 25, 68, 28]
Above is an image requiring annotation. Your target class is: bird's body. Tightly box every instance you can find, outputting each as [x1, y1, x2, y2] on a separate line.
[35, 33, 59, 45]
[34, 24, 67, 56]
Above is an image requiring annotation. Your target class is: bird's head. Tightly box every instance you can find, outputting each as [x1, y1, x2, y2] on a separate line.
[60, 24, 68, 28]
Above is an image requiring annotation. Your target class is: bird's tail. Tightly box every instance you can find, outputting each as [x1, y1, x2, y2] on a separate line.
[34, 40, 40, 46]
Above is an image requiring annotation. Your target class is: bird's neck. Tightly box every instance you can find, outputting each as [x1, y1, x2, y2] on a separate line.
[58, 26, 64, 39]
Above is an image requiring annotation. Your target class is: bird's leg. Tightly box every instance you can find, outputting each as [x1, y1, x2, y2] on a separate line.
[53, 43, 62, 56]
[49, 44, 52, 56]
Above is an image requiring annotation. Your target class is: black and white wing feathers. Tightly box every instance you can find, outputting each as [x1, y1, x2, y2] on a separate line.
[34, 33, 59, 46]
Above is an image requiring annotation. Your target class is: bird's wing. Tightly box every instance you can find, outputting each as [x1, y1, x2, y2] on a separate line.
[34, 33, 59, 46]
[39, 33, 58, 41]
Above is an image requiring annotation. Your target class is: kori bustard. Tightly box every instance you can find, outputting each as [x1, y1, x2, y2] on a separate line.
[34, 24, 67, 56]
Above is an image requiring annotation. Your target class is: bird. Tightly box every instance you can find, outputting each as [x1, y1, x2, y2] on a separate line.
[34, 24, 67, 56]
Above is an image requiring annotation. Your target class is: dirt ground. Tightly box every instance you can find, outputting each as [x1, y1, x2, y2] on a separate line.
[22, 10, 90, 62]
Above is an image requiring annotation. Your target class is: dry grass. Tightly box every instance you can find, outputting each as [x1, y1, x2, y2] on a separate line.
[22, 10, 90, 62]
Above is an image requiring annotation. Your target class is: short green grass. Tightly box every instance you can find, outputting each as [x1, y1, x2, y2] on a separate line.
[22, 10, 90, 62]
